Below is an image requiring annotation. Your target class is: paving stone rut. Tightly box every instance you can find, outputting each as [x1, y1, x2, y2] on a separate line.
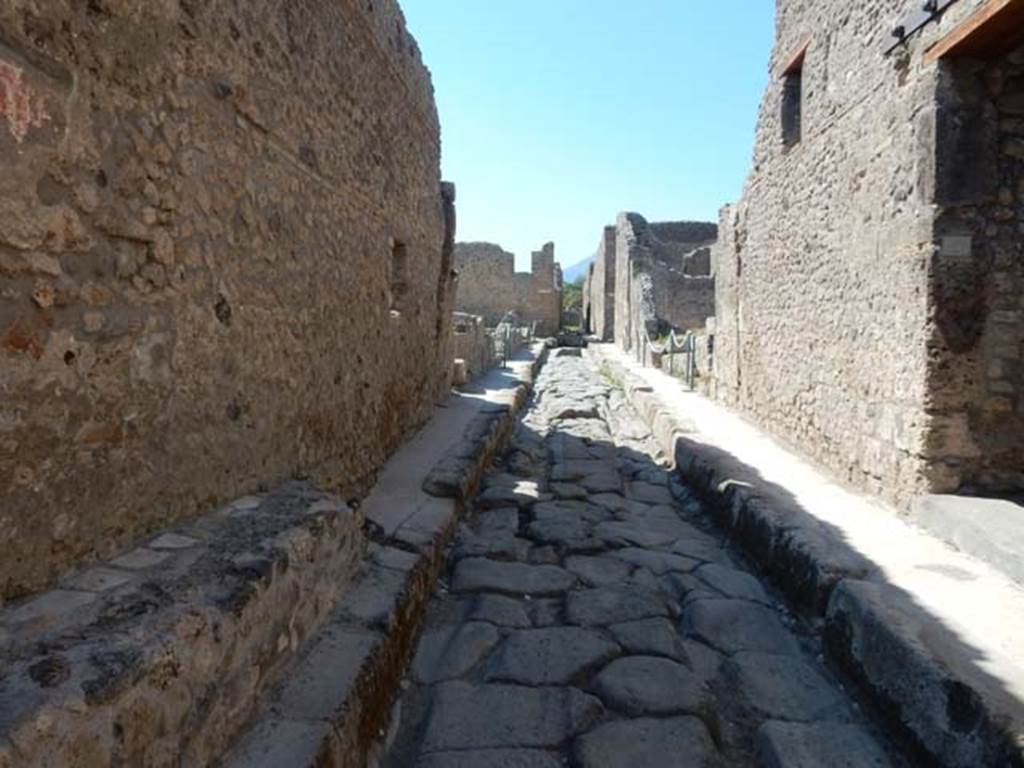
[380, 350, 902, 768]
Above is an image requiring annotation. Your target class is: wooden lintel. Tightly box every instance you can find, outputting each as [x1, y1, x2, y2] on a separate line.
[925, 0, 1024, 64]
[780, 35, 812, 77]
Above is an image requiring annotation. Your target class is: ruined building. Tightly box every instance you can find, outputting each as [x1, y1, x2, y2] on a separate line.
[0, 0, 457, 602]
[582, 214, 716, 348]
[453, 240, 563, 336]
[712, 0, 1024, 502]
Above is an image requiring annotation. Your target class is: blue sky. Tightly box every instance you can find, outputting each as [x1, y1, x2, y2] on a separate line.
[402, 1, 776, 275]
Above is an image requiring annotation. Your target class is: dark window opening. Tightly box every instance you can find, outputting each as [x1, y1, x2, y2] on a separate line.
[389, 239, 408, 316]
[781, 63, 803, 148]
[781, 42, 807, 149]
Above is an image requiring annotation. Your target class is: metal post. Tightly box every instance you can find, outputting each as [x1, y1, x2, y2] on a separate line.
[686, 333, 696, 390]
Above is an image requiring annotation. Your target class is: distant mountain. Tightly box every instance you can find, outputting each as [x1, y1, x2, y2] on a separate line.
[562, 255, 594, 285]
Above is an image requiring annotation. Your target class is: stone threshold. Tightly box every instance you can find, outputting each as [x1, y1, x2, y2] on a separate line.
[0, 345, 547, 768]
[593, 344, 1024, 768]
[220, 344, 548, 768]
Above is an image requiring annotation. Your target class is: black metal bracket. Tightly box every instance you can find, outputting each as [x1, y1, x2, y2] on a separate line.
[883, 0, 960, 54]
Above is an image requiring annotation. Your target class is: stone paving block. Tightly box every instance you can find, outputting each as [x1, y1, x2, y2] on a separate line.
[722, 651, 852, 722]
[477, 484, 540, 510]
[485, 627, 620, 685]
[149, 533, 199, 550]
[528, 546, 562, 565]
[572, 716, 717, 768]
[671, 538, 732, 565]
[608, 617, 688, 661]
[527, 518, 590, 547]
[465, 595, 532, 628]
[593, 521, 676, 548]
[109, 548, 172, 571]
[566, 587, 669, 626]
[592, 655, 711, 716]
[4, 589, 98, 632]
[564, 555, 633, 587]
[454, 533, 526, 562]
[416, 749, 563, 768]
[754, 720, 893, 768]
[694, 563, 771, 604]
[609, 547, 699, 575]
[682, 598, 799, 656]
[526, 598, 564, 627]
[550, 482, 588, 500]
[625, 481, 676, 505]
[580, 472, 622, 494]
[413, 622, 500, 684]
[533, 500, 612, 525]
[587, 494, 654, 515]
[420, 683, 604, 752]
[551, 460, 614, 482]
[477, 508, 521, 535]
[65, 567, 134, 593]
[682, 639, 726, 683]
[451, 559, 576, 597]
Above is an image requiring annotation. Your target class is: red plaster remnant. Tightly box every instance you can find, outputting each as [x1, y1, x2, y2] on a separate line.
[0, 59, 51, 143]
[3, 320, 45, 359]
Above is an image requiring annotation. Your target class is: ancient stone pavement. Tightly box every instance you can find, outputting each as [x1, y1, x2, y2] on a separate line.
[380, 350, 899, 768]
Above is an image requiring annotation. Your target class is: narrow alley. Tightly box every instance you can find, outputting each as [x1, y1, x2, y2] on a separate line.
[380, 350, 897, 768]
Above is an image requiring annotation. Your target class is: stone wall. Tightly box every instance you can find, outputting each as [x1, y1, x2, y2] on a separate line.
[453, 241, 563, 336]
[586, 226, 617, 341]
[0, 0, 454, 600]
[927, 45, 1024, 493]
[613, 213, 717, 354]
[582, 263, 594, 334]
[452, 311, 495, 381]
[711, 0, 1022, 502]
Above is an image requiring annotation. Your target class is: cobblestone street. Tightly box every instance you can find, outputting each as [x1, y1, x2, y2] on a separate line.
[381, 350, 898, 768]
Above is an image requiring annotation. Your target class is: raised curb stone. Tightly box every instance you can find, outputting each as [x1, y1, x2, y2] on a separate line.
[722, 651, 852, 722]
[754, 721, 893, 768]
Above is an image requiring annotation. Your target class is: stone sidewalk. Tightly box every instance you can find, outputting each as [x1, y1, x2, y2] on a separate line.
[595, 344, 1024, 768]
[0, 345, 546, 768]
[380, 350, 899, 768]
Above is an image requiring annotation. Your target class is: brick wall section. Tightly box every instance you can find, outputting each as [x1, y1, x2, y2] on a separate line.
[454, 241, 563, 336]
[712, 0, 1022, 503]
[0, 0, 455, 600]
